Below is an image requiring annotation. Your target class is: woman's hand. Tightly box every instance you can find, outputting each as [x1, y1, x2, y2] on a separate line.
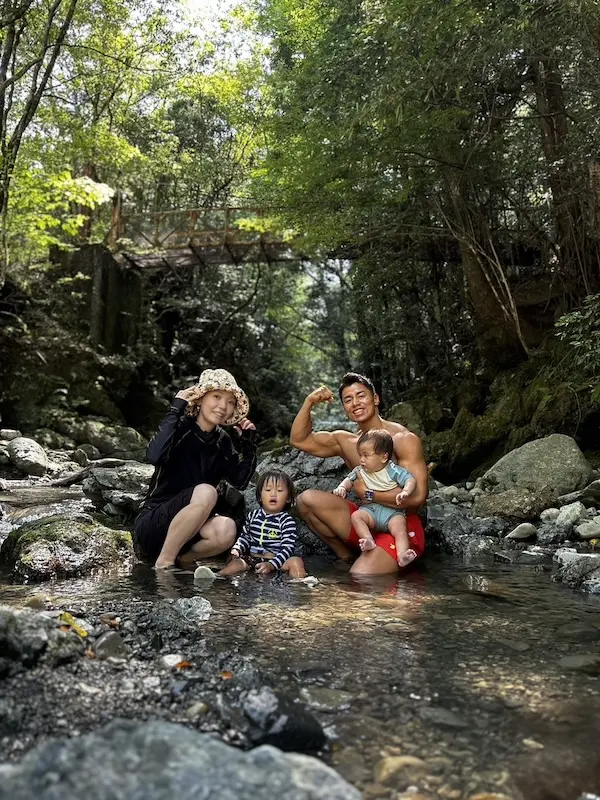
[175, 386, 198, 402]
[234, 418, 256, 435]
[255, 561, 275, 575]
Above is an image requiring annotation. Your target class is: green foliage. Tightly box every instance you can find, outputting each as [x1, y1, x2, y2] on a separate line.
[555, 295, 600, 379]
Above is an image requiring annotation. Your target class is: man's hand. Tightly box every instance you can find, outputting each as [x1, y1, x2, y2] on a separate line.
[175, 386, 198, 402]
[333, 485, 347, 498]
[234, 418, 256, 434]
[306, 385, 334, 407]
[255, 561, 275, 574]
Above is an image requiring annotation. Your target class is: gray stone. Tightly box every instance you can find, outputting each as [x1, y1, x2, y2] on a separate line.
[558, 654, 600, 674]
[0, 719, 359, 799]
[243, 686, 327, 752]
[556, 501, 587, 528]
[153, 596, 213, 633]
[559, 480, 600, 508]
[7, 437, 48, 477]
[418, 706, 468, 728]
[540, 507, 560, 522]
[536, 521, 571, 545]
[0, 605, 83, 677]
[93, 630, 128, 660]
[481, 434, 592, 496]
[0, 429, 21, 440]
[553, 550, 600, 590]
[0, 514, 132, 582]
[299, 687, 353, 712]
[472, 486, 557, 520]
[82, 462, 154, 517]
[463, 537, 498, 562]
[505, 523, 537, 540]
[439, 485, 472, 503]
[386, 402, 424, 437]
[576, 521, 600, 540]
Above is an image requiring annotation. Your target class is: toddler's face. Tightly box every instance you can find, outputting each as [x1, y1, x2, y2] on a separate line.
[261, 478, 289, 513]
[358, 443, 388, 472]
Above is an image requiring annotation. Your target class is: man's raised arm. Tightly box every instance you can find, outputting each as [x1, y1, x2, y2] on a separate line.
[289, 386, 343, 459]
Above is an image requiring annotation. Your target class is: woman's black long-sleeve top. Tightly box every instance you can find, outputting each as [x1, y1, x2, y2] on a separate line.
[137, 398, 257, 515]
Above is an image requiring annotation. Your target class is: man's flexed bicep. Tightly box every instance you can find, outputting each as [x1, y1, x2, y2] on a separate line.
[289, 385, 343, 458]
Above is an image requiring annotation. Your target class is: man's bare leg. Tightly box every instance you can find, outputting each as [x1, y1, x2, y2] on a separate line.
[388, 515, 417, 567]
[178, 515, 237, 564]
[350, 546, 399, 576]
[282, 556, 307, 578]
[350, 509, 377, 552]
[155, 484, 218, 569]
[296, 489, 355, 560]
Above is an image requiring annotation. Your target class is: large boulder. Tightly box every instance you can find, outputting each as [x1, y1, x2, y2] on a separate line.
[0, 719, 360, 799]
[472, 486, 558, 520]
[82, 462, 154, 516]
[7, 437, 48, 477]
[480, 434, 592, 497]
[0, 514, 132, 582]
[0, 606, 84, 677]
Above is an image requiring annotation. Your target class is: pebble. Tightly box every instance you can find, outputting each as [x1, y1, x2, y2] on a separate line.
[161, 654, 184, 669]
[93, 631, 128, 660]
[522, 737, 544, 750]
[299, 686, 353, 712]
[558, 654, 600, 674]
[375, 755, 427, 785]
[186, 701, 209, 720]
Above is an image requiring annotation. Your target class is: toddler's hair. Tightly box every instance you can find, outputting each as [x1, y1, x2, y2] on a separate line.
[357, 429, 394, 460]
[255, 469, 296, 508]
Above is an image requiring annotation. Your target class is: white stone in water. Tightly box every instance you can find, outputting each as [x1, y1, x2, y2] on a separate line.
[505, 523, 537, 540]
[576, 521, 600, 540]
[540, 507, 560, 522]
[556, 501, 587, 528]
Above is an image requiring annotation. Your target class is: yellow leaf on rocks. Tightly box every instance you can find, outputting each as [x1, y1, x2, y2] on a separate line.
[59, 612, 88, 638]
[219, 671, 234, 680]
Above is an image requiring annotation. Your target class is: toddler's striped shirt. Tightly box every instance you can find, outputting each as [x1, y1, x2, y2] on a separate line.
[234, 507, 297, 570]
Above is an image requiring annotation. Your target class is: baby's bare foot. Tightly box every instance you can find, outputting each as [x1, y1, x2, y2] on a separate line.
[397, 548, 417, 567]
[359, 537, 376, 552]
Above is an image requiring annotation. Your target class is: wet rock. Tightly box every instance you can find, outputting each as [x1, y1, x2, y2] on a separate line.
[480, 434, 592, 496]
[472, 487, 556, 520]
[518, 546, 554, 564]
[7, 437, 48, 476]
[505, 523, 537, 540]
[426, 506, 510, 555]
[33, 429, 76, 450]
[374, 755, 428, 785]
[558, 654, 600, 674]
[82, 462, 154, 518]
[0, 719, 359, 799]
[554, 622, 600, 643]
[576, 521, 600, 540]
[152, 596, 213, 634]
[186, 701, 209, 720]
[556, 501, 587, 528]
[299, 687, 353, 712]
[0, 429, 21, 441]
[93, 630, 128, 660]
[558, 479, 600, 508]
[0, 606, 83, 677]
[536, 521, 571, 545]
[540, 507, 560, 521]
[243, 686, 326, 752]
[552, 550, 600, 590]
[418, 706, 468, 729]
[463, 537, 498, 562]
[438, 485, 472, 504]
[0, 514, 132, 582]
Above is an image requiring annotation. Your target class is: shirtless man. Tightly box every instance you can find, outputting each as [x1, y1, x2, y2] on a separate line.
[290, 372, 428, 575]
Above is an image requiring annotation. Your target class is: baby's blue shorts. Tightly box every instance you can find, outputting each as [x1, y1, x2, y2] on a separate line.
[361, 502, 405, 532]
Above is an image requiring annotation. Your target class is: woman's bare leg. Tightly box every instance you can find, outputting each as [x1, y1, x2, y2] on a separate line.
[296, 489, 355, 560]
[155, 484, 217, 569]
[178, 515, 237, 563]
[282, 556, 307, 578]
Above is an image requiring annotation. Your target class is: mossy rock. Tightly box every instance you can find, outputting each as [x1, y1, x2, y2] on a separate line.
[386, 402, 424, 437]
[0, 514, 132, 583]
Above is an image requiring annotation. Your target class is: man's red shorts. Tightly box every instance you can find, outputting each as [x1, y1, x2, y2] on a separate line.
[345, 500, 425, 566]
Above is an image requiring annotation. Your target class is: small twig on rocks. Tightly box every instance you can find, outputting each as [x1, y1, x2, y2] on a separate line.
[48, 459, 130, 487]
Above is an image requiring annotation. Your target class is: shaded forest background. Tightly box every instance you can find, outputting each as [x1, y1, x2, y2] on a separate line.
[1, 0, 600, 478]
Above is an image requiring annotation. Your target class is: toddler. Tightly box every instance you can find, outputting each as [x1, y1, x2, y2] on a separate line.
[220, 470, 307, 578]
[333, 429, 417, 567]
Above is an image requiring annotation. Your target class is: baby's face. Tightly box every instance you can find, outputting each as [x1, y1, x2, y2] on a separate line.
[358, 443, 388, 472]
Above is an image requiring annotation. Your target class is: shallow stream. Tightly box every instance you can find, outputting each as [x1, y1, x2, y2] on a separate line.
[2, 548, 600, 799]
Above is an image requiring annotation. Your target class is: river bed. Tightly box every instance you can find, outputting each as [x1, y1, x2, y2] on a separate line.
[2, 552, 600, 799]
